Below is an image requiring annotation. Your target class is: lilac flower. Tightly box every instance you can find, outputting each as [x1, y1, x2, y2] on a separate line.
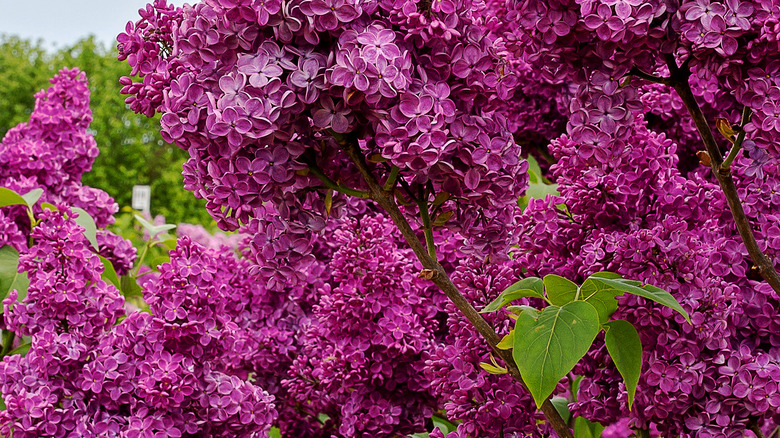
[313, 97, 351, 133]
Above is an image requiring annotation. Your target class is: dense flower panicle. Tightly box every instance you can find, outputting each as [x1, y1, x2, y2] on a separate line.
[117, 0, 543, 256]
[177, 222, 245, 250]
[1, 231, 280, 437]
[97, 230, 137, 276]
[0, 68, 120, 257]
[4, 207, 125, 339]
[502, 0, 780, 177]
[514, 113, 780, 436]
[284, 213, 445, 437]
[0, 207, 126, 437]
[0, 0, 772, 437]
[425, 255, 551, 437]
[0, 68, 98, 189]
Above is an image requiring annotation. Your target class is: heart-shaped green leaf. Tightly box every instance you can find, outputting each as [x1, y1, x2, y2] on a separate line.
[0, 246, 29, 312]
[574, 416, 605, 438]
[513, 301, 601, 407]
[544, 274, 578, 305]
[603, 319, 643, 410]
[585, 276, 690, 323]
[580, 278, 620, 323]
[20, 189, 43, 207]
[7, 341, 31, 357]
[0, 188, 28, 208]
[120, 275, 143, 298]
[481, 277, 544, 313]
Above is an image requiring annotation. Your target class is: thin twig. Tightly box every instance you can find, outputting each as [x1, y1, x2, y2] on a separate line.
[628, 67, 673, 86]
[383, 165, 401, 192]
[748, 418, 766, 438]
[722, 106, 752, 171]
[634, 428, 651, 438]
[417, 185, 438, 260]
[664, 56, 780, 295]
[340, 140, 574, 438]
[307, 163, 371, 199]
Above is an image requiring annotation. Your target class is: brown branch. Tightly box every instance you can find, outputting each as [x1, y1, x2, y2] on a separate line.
[340, 141, 574, 438]
[628, 67, 673, 86]
[665, 56, 780, 296]
[748, 418, 766, 438]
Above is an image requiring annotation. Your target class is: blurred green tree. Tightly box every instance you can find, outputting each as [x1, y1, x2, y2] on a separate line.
[0, 35, 212, 225]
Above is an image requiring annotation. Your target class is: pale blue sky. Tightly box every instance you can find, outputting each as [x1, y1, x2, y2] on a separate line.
[0, 0, 187, 49]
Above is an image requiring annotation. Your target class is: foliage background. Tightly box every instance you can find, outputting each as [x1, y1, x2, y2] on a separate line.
[0, 35, 212, 225]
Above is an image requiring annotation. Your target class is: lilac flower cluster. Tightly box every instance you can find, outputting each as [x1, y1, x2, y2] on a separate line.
[0, 207, 126, 437]
[284, 213, 444, 437]
[502, 0, 780, 175]
[425, 255, 551, 437]
[0, 68, 133, 270]
[117, 0, 541, 256]
[176, 222, 244, 250]
[514, 113, 780, 436]
[0, 224, 279, 436]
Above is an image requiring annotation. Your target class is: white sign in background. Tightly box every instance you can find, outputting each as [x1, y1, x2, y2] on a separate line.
[131, 185, 151, 212]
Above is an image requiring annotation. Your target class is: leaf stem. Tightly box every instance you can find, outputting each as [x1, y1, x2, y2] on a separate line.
[339, 139, 574, 438]
[748, 418, 766, 438]
[307, 164, 371, 199]
[132, 242, 151, 278]
[721, 106, 751, 171]
[628, 67, 673, 86]
[383, 165, 401, 192]
[665, 55, 780, 296]
[417, 186, 438, 261]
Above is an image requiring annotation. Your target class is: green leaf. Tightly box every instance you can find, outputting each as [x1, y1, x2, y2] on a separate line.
[603, 320, 642, 410]
[513, 301, 601, 408]
[497, 330, 514, 350]
[544, 274, 579, 306]
[324, 189, 333, 216]
[550, 396, 572, 424]
[432, 210, 453, 226]
[99, 255, 121, 288]
[134, 214, 176, 237]
[574, 416, 605, 438]
[479, 361, 508, 375]
[580, 278, 621, 323]
[481, 277, 544, 313]
[589, 271, 622, 279]
[432, 192, 450, 206]
[431, 415, 457, 435]
[40, 202, 58, 212]
[7, 342, 31, 357]
[159, 238, 178, 251]
[527, 155, 544, 182]
[0, 187, 28, 208]
[518, 156, 560, 211]
[269, 427, 281, 438]
[120, 275, 143, 298]
[585, 276, 691, 323]
[71, 207, 99, 251]
[0, 246, 29, 311]
[20, 188, 43, 207]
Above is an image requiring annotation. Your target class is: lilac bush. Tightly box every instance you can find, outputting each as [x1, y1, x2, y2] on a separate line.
[1, 0, 780, 437]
